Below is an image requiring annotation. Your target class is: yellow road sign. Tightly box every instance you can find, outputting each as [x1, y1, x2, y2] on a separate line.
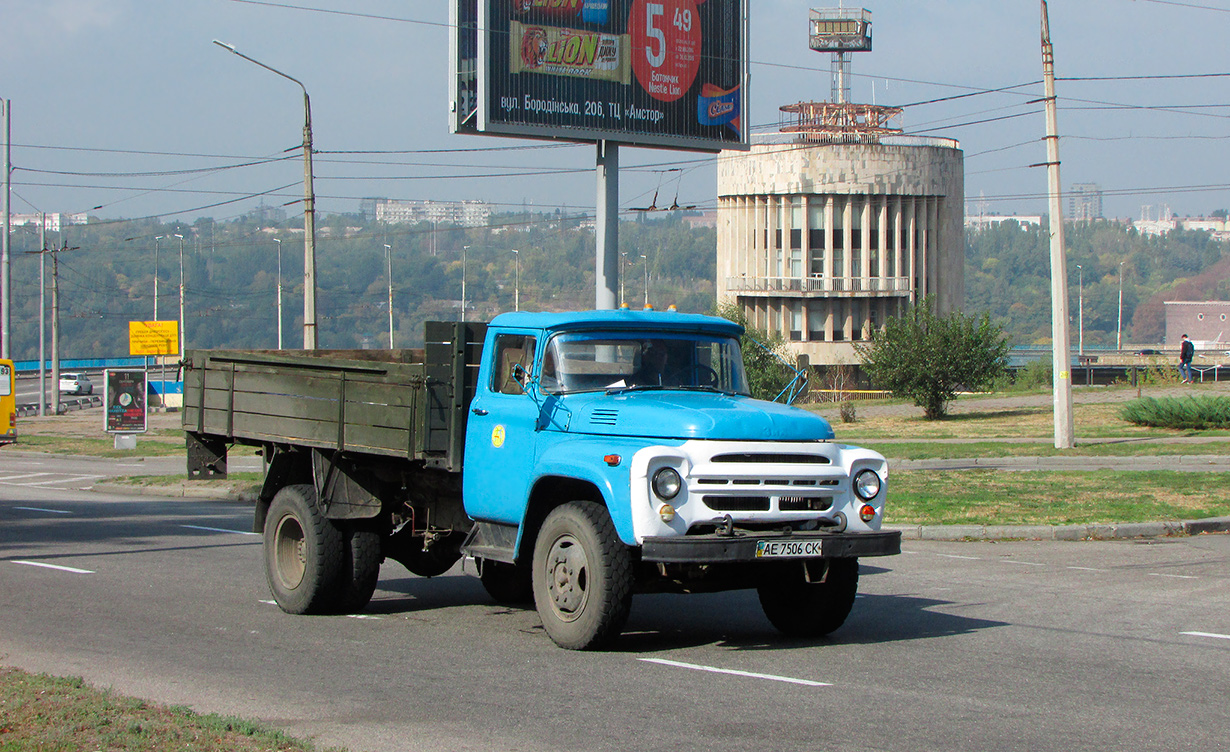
[129, 321, 179, 356]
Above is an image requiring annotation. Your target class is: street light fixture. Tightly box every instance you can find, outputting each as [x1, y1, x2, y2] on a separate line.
[273, 238, 283, 349]
[511, 249, 520, 312]
[214, 40, 318, 349]
[384, 243, 394, 348]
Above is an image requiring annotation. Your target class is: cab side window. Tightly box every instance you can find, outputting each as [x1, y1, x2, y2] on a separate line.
[492, 334, 537, 395]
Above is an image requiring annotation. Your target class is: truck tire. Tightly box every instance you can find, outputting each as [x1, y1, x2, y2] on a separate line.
[335, 524, 381, 613]
[757, 558, 859, 638]
[532, 501, 633, 650]
[264, 484, 345, 614]
[479, 560, 533, 605]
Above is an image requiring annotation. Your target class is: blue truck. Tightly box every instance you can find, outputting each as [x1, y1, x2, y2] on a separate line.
[183, 310, 900, 649]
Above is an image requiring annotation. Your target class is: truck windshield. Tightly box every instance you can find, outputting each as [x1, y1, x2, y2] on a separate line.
[539, 332, 750, 396]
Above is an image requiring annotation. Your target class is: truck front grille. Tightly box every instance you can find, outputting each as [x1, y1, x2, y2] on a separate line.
[703, 495, 770, 511]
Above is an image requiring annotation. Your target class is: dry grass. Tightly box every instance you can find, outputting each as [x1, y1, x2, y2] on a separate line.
[0, 667, 339, 752]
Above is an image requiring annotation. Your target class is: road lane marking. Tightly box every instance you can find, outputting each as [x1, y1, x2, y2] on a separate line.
[936, 554, 980, 560]
[1067, 566, 1109, 572]
[24, 475, 103, 487]
[0, 473, 52, 481]
[1149, 573, 1198, 580]
[638, 658, 831, 687]
[1002, 560, 1044, 566]
[11, 560, 94, 574]
[13, 506, 72, 514]
[180, 524, 259, 536]
[1182, 631, 1230, 641]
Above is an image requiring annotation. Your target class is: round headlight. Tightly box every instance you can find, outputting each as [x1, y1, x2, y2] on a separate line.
[652, 467, 682, 500]
[853, 469, 881, 501]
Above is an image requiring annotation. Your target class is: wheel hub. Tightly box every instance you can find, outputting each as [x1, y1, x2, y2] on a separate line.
[546, 534, 589, 620]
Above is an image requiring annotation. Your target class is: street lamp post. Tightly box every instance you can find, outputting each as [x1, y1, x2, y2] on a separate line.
[511, 249, 520, 312]
[273, 238, 283, 349]
[640, 254, 648, 308]
[461, 245, 470, 321]
[174, 233, 185, 360]
[214, 40, 318, 349]
[1117, 261, 1125, 351]
[153, 235, 164, 320]
[1076, 264, 1083, 356]
[384, 243, 394, 348]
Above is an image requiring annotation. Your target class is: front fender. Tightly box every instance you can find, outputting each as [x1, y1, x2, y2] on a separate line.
[527, 436, 682, 547]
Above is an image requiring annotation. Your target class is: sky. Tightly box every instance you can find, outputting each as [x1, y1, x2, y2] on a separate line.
[2, 0, 1228, 226]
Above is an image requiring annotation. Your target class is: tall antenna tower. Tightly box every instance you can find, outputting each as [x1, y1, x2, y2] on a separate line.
[780, 8, 900, 144]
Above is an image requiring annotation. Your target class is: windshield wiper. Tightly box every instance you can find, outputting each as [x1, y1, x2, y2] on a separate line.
[605, 384, 668, 395]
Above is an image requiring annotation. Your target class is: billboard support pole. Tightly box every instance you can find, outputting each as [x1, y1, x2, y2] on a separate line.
[595, 140, 619, 310]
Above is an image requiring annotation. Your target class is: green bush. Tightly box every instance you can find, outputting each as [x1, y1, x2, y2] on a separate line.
[1119, 395, 1230, 429]
[1013, 358, 1052, 390]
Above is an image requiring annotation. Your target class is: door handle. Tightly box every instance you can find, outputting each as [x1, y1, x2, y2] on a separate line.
[471, 407, 488, 416]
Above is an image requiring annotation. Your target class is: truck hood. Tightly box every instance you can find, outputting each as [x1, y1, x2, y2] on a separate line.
[545, 391, 835, 442]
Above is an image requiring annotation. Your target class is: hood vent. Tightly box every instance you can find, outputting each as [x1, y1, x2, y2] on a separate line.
[589, 409, 619, 426]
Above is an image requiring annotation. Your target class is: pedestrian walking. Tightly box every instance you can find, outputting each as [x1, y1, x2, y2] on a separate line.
[1179, 333, 1195, 383]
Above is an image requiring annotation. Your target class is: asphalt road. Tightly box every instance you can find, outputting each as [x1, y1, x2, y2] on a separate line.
[1, 483, 1227, 752]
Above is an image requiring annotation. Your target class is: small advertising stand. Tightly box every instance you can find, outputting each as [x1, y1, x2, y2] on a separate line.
[105, 369, 148, 450]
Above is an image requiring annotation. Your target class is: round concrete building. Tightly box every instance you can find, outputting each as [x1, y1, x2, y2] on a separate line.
[716, 131, 965, 365]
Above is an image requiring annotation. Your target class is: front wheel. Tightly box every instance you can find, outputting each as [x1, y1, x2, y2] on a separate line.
[532, 501, 633, 650]
[757, 558, 859, 638]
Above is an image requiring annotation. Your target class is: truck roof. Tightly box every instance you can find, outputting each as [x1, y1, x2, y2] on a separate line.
[488, 309, 744, 337]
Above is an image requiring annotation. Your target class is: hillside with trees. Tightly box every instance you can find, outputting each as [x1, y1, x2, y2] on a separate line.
[5, 209, 1225, 361]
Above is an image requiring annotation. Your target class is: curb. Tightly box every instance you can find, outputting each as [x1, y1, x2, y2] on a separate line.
[886, 516, 1230, 542]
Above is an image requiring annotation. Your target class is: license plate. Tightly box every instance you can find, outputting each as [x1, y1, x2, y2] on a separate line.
[755, 539, 825, 558]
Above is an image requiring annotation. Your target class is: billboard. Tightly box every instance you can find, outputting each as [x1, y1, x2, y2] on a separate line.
[105, 369, 147, 434]
[129, 321, 179, 356]
[452, 0, 748, 152]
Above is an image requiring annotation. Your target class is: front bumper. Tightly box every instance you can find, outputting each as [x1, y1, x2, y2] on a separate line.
[641, 529, 901, 563]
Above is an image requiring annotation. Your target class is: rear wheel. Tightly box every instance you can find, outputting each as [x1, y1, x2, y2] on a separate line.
[532, 501, 633, 650]
[335, 525, 382, 613]
[264, 484, 345, 614]
[758, 558, 859, 638]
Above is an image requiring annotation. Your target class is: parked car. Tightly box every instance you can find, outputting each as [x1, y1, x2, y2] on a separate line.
[59, 372, 93, 395]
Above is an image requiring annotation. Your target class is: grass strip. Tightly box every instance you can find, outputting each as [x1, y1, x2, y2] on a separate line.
[888, 469, 1230, 526]
[0, 666, 342, 752]
[861, 441, 1230, 461]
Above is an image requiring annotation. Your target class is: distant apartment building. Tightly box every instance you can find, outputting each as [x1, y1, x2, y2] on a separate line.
[1068, 183, 1103, 221]
[7, 212, 89, 232]
[366, 198, 492, 228]
[964, 214, 1043, 231]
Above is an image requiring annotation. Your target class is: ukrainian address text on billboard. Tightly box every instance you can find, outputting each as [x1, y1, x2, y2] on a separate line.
[456, 0, 747, 151]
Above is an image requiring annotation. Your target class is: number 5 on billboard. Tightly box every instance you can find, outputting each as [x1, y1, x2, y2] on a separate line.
[645, 3, 666, 67]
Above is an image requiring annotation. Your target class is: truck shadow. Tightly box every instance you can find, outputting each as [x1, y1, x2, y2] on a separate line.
[370, 565, 1006, 651]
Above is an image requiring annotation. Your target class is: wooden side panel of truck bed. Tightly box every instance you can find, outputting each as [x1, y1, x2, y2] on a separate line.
[182, 323, 486, 470]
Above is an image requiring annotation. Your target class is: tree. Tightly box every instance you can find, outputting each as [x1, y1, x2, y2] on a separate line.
[856, 296, 1009, 420]
[714, 301, 797, 401]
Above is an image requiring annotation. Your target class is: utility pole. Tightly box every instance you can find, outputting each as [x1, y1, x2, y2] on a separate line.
[26, 241, 76, 415]
[2, 98, 10, 359]
[38, 215, 46, 415]
[175, 233, 185, 360]
[1041, 0, 1074, 449]
[274, 238, 283, 349]
[1117, 261, 1125, 350]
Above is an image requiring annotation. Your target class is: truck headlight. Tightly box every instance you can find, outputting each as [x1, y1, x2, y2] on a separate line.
[853, 469, 881, 501]
[652, 467, 682, 500]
